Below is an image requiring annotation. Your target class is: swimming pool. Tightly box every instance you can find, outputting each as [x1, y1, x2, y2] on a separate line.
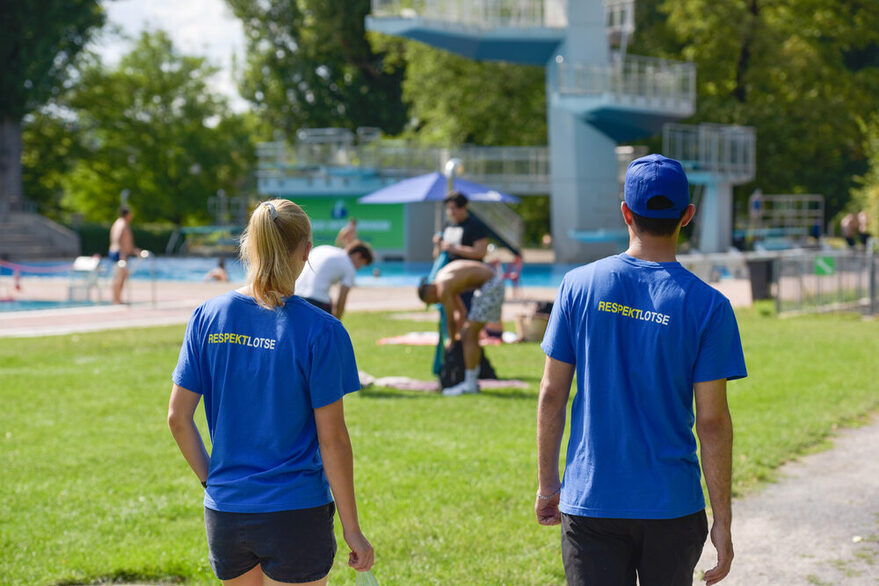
[1, 257, 575, 288]
[0, 299, 106, 313]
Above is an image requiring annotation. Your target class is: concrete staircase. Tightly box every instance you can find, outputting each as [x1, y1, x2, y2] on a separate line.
[0, 213, 80, 260]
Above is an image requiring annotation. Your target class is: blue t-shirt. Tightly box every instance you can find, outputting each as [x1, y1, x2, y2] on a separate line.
[172, 291, 361, 513]
[541, 254, 747, 519]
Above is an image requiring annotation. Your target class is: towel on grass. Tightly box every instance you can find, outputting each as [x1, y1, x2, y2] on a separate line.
[358, 371, 529, 393]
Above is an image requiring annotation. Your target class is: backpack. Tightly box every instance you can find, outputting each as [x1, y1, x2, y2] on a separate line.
[438, 340, 497, 388]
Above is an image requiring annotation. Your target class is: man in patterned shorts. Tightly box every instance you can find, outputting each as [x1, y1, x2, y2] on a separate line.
[417, 259, 505, 396]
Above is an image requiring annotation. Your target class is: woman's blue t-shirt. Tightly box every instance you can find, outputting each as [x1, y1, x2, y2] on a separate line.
[173, 291, 360, 513]
[541, 254, 747, 519]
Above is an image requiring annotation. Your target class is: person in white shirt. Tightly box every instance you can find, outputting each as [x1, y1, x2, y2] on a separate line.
[297, 241, 374, 319]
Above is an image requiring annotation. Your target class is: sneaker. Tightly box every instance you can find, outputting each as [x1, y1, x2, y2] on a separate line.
[442, 381, 479, 396]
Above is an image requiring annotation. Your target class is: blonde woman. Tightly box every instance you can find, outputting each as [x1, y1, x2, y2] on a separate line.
[168, 199, 373, 585]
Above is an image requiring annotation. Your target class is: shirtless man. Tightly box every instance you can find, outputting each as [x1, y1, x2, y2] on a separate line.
[108, 206, 140, 304]
[417, 260, 505, 396]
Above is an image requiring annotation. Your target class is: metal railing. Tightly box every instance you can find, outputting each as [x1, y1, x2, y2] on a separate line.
[774, 249, 877, 316]
[738, 193, 824, 244]
[371, 0, 569, 29]
[663, 123, 756, 182]
[257, 136, 551, 195]
[556, 55, 696, 113]
[605, 0, 635, 44]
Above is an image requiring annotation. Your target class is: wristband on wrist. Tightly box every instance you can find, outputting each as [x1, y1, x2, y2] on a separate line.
[536, 486, 561, 500]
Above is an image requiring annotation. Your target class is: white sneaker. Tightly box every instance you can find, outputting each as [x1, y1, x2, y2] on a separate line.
[442, 381, 479, 396]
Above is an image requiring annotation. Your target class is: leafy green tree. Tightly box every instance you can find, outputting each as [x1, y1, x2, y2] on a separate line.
[632, 0, 879, 220]
[375, 39, 547, 146]
[0, 1, 105, 214]
[850, 113, 879, 239]
[53, 31, 255, 224]
[227, 0, 407, 137]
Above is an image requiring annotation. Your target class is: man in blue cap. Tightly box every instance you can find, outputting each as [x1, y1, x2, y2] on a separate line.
[535, 154, 747, 585]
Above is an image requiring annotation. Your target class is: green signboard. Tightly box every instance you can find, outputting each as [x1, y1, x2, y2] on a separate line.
[814, 256, 835, 276]
[286, 196, 405, 249]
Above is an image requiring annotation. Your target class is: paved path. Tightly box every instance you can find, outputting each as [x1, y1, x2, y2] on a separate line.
[697, 416, 879, 585]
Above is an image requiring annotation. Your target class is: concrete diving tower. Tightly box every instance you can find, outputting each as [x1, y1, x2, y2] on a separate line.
[368, 0, 696, 262]
[663, 123, 756, 253]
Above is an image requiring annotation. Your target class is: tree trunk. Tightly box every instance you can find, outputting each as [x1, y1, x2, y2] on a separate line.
[0, 117, 24, 219]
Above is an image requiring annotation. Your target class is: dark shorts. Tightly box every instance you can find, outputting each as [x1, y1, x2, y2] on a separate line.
[204, 503, 337, 582]
[561, 510, 708, 586]
[303, 297, 332, 314]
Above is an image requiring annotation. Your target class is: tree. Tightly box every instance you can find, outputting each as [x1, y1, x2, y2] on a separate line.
[0, 1, 105, 215]
[51, 31, 255, 225]
[375, 39, 547, 146]
[632, 0, 879, 220]
[850, 114, 879, 238]
[227, 0, 407, 137]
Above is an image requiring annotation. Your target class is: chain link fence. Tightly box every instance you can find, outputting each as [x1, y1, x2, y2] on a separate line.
[772, 249, 877, 316]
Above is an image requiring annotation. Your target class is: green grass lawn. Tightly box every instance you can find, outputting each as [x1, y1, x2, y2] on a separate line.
[1, 307, 878, 585]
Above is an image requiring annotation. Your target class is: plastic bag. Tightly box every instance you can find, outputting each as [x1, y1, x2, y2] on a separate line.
[355, 570, 379, 586]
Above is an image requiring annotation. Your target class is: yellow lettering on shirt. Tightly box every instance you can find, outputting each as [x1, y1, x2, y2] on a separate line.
[597, 299, 672, 327]
[207, 332, 277, 350]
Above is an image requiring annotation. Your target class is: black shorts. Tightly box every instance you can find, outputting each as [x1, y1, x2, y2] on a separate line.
[303, 297, 332, 313]
[561, 510, 708, 586]
[204, 503, 337, 582]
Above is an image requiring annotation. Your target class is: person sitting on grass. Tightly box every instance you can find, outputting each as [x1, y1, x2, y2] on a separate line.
[168, 199, 373, 586]
[417, 259, 505, 396]
[296, 240, 374, 319]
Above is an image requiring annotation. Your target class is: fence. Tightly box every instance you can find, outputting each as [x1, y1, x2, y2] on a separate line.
[773, 249, 877, 316]
[556, 55, 696, 114]
[663, 123, 756, 183]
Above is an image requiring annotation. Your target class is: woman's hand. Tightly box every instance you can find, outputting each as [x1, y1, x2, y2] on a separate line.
[344, 529, 374, 572]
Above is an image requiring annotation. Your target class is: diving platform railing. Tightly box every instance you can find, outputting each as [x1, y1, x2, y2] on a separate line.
[259, 137, 672, 198]
[556, 55, 696, 115]
[663, 123, 756, 183]
[370, 0, 569, 29]
[257, 138, 551, 196]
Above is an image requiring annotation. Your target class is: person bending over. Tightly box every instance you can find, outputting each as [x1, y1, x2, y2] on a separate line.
[417, 260, 505, 396]
[168, 199, 373, 585]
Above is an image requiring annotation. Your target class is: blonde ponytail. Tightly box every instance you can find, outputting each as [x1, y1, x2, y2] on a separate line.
[239, 199, 311, 309]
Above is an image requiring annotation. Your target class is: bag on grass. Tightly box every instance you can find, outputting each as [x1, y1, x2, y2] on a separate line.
[438, 340, 497, 388]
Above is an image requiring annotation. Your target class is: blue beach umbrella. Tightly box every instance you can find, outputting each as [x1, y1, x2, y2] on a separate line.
[358, 171, 519, 204]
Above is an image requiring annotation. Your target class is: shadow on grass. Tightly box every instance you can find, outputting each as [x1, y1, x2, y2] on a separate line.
[56, 571, 187, 585]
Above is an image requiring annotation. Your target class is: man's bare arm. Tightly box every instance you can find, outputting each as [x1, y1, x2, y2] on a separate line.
[695, 378, 734, 585]
[443, 237, 488, 260]
[333, 285, 351, 319]
[440, 291, 460, 341]
[535, 356, 575, 526]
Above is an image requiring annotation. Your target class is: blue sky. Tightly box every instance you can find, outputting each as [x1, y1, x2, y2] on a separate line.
[93, 0, 248, 111]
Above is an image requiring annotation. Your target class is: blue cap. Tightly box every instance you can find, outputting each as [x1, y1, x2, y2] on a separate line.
[624, 154, 690, 219]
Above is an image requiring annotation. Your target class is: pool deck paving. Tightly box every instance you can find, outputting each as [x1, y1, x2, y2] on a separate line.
[0, 276, 753, 338]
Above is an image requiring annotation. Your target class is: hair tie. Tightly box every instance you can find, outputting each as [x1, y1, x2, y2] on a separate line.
[262, 201, 278, 220]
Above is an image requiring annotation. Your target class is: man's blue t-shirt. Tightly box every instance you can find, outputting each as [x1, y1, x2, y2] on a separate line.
[173, 291, 360, 513]
[541, 254, 747, 519]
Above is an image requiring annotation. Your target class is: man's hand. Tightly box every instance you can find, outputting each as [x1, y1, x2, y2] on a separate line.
[703, 521, 733, 585]
[534, 490, 561, 525]
[440, 240, 454, 253]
